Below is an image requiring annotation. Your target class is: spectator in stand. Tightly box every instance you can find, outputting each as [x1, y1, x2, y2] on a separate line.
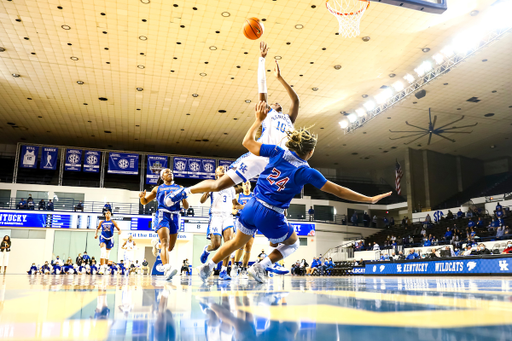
[180, 259, 190, 276]
[457, 209, 464, 219]
[308, 206, 314, 221]
[317, 258, 327, 275]
[406, 249, 419, 260]
[76, 253, 83, 266]
[421, 227, 427, 237]
[74, 200, 84, 212]
[142, 259, 150, 275]
[306, 257, 319, 276]
[82, 251, 90, 264]
[291, 261, 300, 276]
[390, 217, 395, 227]
[300, 259, 308, 275]
[380, 253, 390, 261]
[432, 235, 438, 245]
[38, 199, 46, 210]
[18, 198, 27, 210]
[496, 202, 502, 212]
[27, 198, 35, 210]
[476, 217, 484, 228]
[467, 209, 473, 218]
[462, 245, 473, 256]
[186, 207, 195, 217]
[52, 255, 62, 266]
[477, 243, 491, 255]
[423, 237, 432, 247]
[408, 236, 414, 246]
[469, 228, 477, 239]
[351, 212, 358, 226]
[423, 214, 432, 228]
[401, 216, 407, 228]
[47, 199, 54, 211]
[496, 225, 505, 239]
[373, 242, 380, 251]
[363, 212, 370, 227]
[372, 215, 378, 228]
[468, 219, 475, 229]
[397, 251, 405, 260]
[383, 216, 389, 228]
[444, 227, 453, 242]
[103, 202, 112, 215]
[502, 241, 512, 254]
[505, 226, 510, 235]
[488, 218, 499, 233]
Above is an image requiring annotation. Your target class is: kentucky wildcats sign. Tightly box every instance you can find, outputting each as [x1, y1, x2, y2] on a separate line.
[365, 258, 512, 275]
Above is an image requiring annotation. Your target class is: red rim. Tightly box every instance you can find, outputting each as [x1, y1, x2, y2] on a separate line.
[326, 0, 369, 16]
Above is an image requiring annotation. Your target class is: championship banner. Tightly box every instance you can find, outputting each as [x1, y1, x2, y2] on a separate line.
[186, 158, 202, 179]
[365, 257, 512, 276]
[108, 153, 139, 175]
[200, 159, 216, 179]
[173, 157, 188, 178]
[20, 145, 39, 169]
[65, 149, 82, 171]
[40, 147, 58, 170]
[219, 160, 233, 169]
[83, 151, 101, 173]
[146, 155, 168, 184]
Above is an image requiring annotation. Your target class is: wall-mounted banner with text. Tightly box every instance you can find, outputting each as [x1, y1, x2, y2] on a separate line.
[200, 159, 216, 179]
[40, 147, 58, 170]
[83, 150, 101, 173]
[20, 145, 39, 169]
[219, 160, 233, 169]
[65, 149, 82, 171]
[108, 153, 139, 175]
[146, 155, 168, 184]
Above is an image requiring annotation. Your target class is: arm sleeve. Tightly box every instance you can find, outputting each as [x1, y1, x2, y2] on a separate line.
[259, 144, 283, 158]
[295, 168, 328, 189]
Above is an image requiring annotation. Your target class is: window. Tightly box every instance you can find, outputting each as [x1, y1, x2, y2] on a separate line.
[287, 204, 306, 220]
[299, 238, 307, 246]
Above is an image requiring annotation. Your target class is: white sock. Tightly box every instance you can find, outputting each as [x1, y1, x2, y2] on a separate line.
[184, 188, 191, 195]
[163, 263, 171, 271]
[204, 245, 209, 252]
[207, 259, 216, 271]
[260, 257, 272, 268]
[221, 266, 227, 272]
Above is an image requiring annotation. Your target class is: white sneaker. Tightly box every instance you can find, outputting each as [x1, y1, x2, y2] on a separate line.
[240, 271, 249, 280]
[151, 238, 160, 257]
[248, 263, 266, 283]
[231, 264, 239, 278]
[165, 265, 177, 281]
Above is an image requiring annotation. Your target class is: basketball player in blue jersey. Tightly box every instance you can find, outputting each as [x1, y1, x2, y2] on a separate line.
[166, 41, 299, 205]
[139, 168, 189, 281]
[94, 210, 121, 274]
[198, 102, 391, 282]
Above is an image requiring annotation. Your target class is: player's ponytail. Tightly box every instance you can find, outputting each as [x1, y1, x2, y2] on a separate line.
[285, 127, 318, 158]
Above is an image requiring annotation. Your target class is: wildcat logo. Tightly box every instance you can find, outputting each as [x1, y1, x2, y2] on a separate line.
[467, 261, 477, 271]
[499, 260, 509, 271]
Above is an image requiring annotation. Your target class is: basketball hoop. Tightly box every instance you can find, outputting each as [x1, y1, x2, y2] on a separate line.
[326, 0, 370, 38]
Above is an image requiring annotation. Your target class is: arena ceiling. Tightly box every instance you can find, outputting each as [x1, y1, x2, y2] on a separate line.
[0, 0, 510, 173]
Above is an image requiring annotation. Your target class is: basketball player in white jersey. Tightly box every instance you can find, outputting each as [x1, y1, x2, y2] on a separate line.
[199, 166, 239, 281]
[166, 41, 299, 204]
[121, 235, 136, 270]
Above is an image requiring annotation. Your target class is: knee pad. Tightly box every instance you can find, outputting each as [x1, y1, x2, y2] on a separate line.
[276, 239, 300, 259]
[100, 247, 107, 259]
[105, 249, 110, 259]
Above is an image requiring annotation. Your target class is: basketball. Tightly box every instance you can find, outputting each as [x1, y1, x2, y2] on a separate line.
[243, 17, 264, 40]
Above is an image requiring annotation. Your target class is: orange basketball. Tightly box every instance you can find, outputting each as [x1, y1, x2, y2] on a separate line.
[243, 17, 264, 40]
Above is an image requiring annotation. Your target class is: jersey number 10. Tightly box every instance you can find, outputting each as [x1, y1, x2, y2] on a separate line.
[266, 168, 289, 191]
[276, 121, 287, 133]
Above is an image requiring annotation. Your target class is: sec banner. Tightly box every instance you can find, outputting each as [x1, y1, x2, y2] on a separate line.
[108, 153, 139, 175]
[200, 159, 216, 179]
[84, 151, 100, 173]
[365, 257, 512, 276]
[40, 147, 58, 170]
[173, 157, 188, 178]
[147, 155, 168, 184]
[65, 149, 82, 171]
[219, 160, 233, 169]
[20, 145, 39, 169]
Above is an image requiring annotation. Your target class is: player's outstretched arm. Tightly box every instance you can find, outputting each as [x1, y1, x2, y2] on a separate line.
[258, 42, 268, 102]
[320, 181, 392, 204]
[94, 221, 102, 239]
[274, 60, 300, 123]
[243, 101, 268, 156]
[139, 188, 157, 205]
[200, 193, 210, 204]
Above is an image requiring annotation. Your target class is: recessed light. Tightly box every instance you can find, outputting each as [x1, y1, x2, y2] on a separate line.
[209, 46, 217, 50]
[137, 109, 141, 111]
[83, 103, 88, 105]
[443, 83, 448, 85]
[180, 25, 185, 28]
[31, 52, 36, 55]
[218, 110, 226, 113]
[12, 74, 20, 78]
[221, 12, 230, 17]
[137, 65, 145, 69]
[335, 32, 339, 35]
[104, 130, 112, 134]
[0, 47, 5, 52]
[312, 87, 319, 91]
[422, 47, 430, 53]
[274, 56, 282, 60]
[141, 0, 150, 3]
[27, 98, 32, 100]
[88, 121, 92, 123]
[233, 118, 238, 120]
[310, 62, 314, 64]
[105, 62, 110, 64]
[492, 90, 497, 93]
[101, 12, 106, 16]
[224, 133, 228, 135]
[140, 52, 145, 55]
[470, 10, 479, 16]
[136, 87, 143, 91]
[490, 145, 496, 149]
[57, 6, 63, 9]
[482, 59, 488, 62]
[262, 18, 266, 21]
[135, 124, 140, 127]
[192, 93, 199, 97]
[237, 66, 241, 68]
[139, 35, 148, 41]
[362, 36, 370, 42]
[295, 24, 304, 29]
[77, 81, 84, 85]
[68, 43, 72, 46]
[170, 70, 175, 72]
[37, 116, 42, 118]
[193, 7, 198, 10]
[204, 61, 208, 64]
[484, 113, 494, 117]
[61, 25, 71, 30]
[245, 100, 251, 103]
[362, 94, 368, 98]
[244, 52, 248, 54]
[104, 47, 109, 50]
[199, 73, 207, 76]
[142, 19, 147, 22]
[457, 108, 461, 110]
[24, 37, 29, 40]
[311, 4, 316, 8]
[286, 42, 291, 45]
[102, 31, 107, 34]
[98, 97, 108, 101]
[215, 31, 220, 34]
[176, 42, 182, 44]
[173, 4, 178, 7]
[299, 74, 303, 77]
[389, 73, 396, 78]
[70, 56, 79, 61]
[334, 65, 342, 70]
[413, 102, 417, 104]
[15, 18, 22, 22]
[186, 113, 190, 116]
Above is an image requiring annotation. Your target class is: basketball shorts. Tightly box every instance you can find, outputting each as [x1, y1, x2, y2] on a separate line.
[124, 251, 134, 262]
[99, 235, 114, 249]
[207, 214, 234, 239]
[154, 210, 179, 234]
[226, 152, 269, 184]
[236, 198, 293, 244]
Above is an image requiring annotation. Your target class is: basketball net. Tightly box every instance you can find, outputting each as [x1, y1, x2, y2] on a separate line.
[326, 0, 369, 38]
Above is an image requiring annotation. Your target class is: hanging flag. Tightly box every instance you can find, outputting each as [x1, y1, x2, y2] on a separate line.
[20, 145, 39, 168]
[65, 149, 82, 171]
[83, 151, 101, 173]
[108, 153, 139, 175]
[147, 155, 168, 184]
[219, 160, 233, 169]
[395, 160, 403, 195]
[40, 147, 58, 170]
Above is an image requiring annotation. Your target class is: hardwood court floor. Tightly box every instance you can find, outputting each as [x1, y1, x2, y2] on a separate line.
[0, 274, 511, 340]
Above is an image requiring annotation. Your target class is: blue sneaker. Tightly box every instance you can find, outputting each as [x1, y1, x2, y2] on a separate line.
[165, 188, 189, 206]
[266, 263, 290, 275]
[219, 270, 231, 281]
[200, 245, 210, 264]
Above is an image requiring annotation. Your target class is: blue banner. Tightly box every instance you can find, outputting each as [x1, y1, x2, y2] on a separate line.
[131, 217, 153, 231]
[257, 222, 315, 237]
[187, 158, 202, 179]
[108, 153, 139, 175]
[365, 257, 512, 275]
[173, 157, 188, 178]
[65, 149, 82, 171]
[219, 160, 233, 169]
[40, 147, 58, 170]
[200, 159, 216, 179]
[84, 151, 101, 173]
[147, 155, 168, 184]
[0, 212, 47, 228]
[20, 145, 39, 168]
[352, 266, 365, 275]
